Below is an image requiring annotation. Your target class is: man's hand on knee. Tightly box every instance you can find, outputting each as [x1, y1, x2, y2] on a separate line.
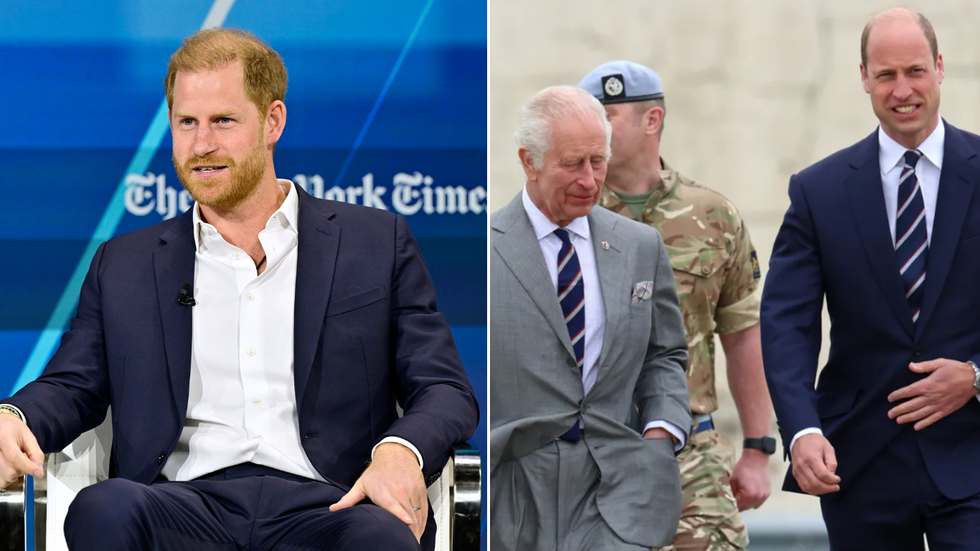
[329, 442, 427, 542]
[0, 413, 43, 488]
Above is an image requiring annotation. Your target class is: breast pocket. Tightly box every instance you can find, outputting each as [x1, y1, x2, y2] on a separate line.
[952, 233, 980, 278]
[326, 284, 387, 317]
[629, 284, 654, 318]
[669, 245, 726, 337]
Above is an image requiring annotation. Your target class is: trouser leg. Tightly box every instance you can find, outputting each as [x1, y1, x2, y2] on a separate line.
[658, 429, 748, 551]
[250, 475, 423, 551]
[64, 477, 239, 551]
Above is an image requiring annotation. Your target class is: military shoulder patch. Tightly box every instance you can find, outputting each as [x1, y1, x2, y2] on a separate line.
[751, 250, 761, 280]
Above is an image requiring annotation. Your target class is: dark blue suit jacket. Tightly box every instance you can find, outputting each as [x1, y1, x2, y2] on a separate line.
[4, 183, 479, 489]
[761, 122, 980, 499]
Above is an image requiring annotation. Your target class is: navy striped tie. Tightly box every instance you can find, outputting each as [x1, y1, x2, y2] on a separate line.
[556, 229, 584, 441]
[895, 149, 928, 324]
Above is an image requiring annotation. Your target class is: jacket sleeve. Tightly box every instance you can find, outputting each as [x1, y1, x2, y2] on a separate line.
[634, 230, 691, 435]
[378, 215, 480, 481]
[761, 174, 825, 455]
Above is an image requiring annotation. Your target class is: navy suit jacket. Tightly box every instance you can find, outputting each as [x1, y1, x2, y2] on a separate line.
[4, 183, 479, 489]
[761, 122, 980, 499]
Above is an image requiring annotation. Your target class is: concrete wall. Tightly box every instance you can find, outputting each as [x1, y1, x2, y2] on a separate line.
[489, 0, 980, 515]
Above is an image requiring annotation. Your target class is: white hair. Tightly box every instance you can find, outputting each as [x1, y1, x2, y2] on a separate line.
[514, 85, 612, 169]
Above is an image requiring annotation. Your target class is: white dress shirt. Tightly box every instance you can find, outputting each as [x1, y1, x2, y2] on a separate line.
[881, 120, 944, 245]
[521, 188, 686, 448]
[790, 121, 948, 453]
[161, 181, 421, 481]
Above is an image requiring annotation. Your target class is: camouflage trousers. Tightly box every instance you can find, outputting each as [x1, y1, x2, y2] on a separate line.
[654, 429, 748, 551]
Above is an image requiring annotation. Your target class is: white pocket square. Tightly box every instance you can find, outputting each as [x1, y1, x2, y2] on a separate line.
[631, 281, 654, 304]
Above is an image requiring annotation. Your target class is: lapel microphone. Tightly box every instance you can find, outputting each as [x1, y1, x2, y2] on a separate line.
[177, 283, 197, 306]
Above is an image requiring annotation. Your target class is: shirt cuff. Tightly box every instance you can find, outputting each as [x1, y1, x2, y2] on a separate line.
[372, 437, 424, 469]
[0, 404, 26, 425]
[643, 420, 687, 451]
[789, 427, 823, 455]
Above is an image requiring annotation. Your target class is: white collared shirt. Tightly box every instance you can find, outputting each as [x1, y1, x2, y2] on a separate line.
[522, 188, 605, 394]
[160, 180, 323, 481]
[521, 187, 685, 447]
[879, 119, 944, 245]
[162, 180, 420, 481]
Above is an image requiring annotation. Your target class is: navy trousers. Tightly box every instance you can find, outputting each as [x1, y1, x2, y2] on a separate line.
[820, 426, 980, 551]
[64, 464, 433, 551]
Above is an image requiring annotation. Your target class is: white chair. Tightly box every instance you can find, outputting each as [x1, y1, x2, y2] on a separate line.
[0, 410, 481, 551]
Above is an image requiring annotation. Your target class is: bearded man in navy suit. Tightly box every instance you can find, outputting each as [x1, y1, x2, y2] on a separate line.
[0, 28, 477, 551]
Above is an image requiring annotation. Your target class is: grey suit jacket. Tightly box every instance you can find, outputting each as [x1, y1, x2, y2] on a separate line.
[489, 193, 691, 547]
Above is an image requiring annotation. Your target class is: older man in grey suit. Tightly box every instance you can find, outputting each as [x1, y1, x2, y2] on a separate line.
[489, 85, 691, 551]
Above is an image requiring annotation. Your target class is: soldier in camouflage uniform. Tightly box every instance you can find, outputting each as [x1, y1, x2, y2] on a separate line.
[579, 61, 775, 550]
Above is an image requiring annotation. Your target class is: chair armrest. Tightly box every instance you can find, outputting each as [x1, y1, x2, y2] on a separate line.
[0, 411, 112, 551]
[0, 471, 47, 551]
[450, 442, 481, 551]
[424, 442, 482, 551]
[0, 476, 28, 550]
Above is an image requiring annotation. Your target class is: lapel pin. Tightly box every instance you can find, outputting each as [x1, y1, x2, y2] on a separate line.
[601, 241, 610, 250]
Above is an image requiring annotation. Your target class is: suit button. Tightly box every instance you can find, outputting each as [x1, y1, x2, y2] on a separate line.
[566, 359, 576, 368]
[540, 434, 552, 444]
[157, 452, 166, 464]
[914, 346, 923, 357]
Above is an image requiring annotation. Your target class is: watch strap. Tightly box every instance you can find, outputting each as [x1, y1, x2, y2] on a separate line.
[743, 436, 776, 455]
[968, 361, 980, 391]
[0, 404, 25, 423]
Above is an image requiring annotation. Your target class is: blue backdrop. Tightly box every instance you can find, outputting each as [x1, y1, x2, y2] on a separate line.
[0, 0, 487, 547]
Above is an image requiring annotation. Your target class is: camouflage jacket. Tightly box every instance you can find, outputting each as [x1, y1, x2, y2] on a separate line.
[599, 160, 760, 414]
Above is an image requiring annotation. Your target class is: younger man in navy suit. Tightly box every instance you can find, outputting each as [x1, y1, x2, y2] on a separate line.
[763, 8, 980, 550]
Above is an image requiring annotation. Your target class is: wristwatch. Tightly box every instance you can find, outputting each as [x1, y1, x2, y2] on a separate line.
[743, 436, 777, 455]
[0, 404, 25, 423]
[967, 361, 980, 392]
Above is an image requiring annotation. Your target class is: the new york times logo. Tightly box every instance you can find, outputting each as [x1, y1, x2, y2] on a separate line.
[124, 171, 487, 220]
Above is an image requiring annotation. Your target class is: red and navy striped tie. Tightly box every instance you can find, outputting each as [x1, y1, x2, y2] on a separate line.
[895, 149, 928, 324]
[556, 228, 584, 441]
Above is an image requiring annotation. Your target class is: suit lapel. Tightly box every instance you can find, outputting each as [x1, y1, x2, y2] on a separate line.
[153, 213, 196, 418]
[492, 195, 576, 360]
[844, 133, 915, 338]
[916, 125, 979, 336]
[293, 185, 341, 407]
[591, 210, 629, 371]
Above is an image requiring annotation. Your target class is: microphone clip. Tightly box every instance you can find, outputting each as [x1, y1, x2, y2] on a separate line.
[177, 283, 196, 307]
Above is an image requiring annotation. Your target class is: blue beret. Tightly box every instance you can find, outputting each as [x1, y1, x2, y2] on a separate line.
[578, 60, 664, 105]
